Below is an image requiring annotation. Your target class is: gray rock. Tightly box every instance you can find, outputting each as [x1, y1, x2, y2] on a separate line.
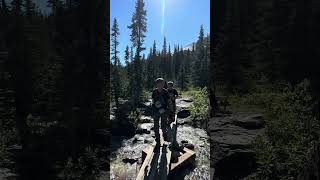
[122, 158, 138, 164]
[184, 143, 195, 150]
[209, 113, 266, 179]
[232, 114, 265, 130]
[140, 116, 153, 123]
[177, 109, 191, 119]
[181, 140, 188, 144]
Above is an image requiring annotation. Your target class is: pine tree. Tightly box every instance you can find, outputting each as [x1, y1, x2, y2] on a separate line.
[47, 0, 63, 16]
[192, 25, 206, 87]
[111, 18, 121, 111]
[152, 40, 159, 78]
[128, 0, 147, 107]
[124, 45, 131, 97]
[168, 44, 172, 80]
[146, 47, 155, 89]
[23, 0, 36, 19]
[161, 36, 167, 78]
[11, 0, 23, 16]
[124, 46, 130, 69]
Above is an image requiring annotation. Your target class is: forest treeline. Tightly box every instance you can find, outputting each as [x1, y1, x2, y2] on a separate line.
[109, 0, 211, 138]
[110, 21, 210, 109]
[0, 0, 109, 179]
[211, 0, 320, 96]
[110, 0, 210, 126]
[211, 0, 320, 179]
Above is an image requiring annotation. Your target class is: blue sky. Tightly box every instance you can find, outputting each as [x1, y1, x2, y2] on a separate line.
[111, 0, 210, 64]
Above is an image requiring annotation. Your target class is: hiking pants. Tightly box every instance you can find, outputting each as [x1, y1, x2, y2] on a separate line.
[153, 112, 168, 143]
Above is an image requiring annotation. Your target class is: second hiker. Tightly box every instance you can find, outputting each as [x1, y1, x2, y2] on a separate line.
[167, 81, 178, 123]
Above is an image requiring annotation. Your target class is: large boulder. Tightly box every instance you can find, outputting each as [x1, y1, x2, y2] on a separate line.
[177, 109, 191, 119]
[209, 113, 266, 179]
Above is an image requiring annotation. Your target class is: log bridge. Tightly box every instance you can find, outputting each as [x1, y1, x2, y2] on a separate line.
[136, 115, 196, 180]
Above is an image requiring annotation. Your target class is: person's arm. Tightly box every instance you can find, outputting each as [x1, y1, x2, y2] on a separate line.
[175, 89, 178, 98]
[166, 92, 173, 111]
[173, 89, 179, 99]
[151, 90, 155, 103]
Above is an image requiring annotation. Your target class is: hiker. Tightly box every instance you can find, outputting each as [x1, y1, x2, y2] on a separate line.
[164, 80, 168, 89]
[152, 78, 172, 144]
[167, 81, 178, 123]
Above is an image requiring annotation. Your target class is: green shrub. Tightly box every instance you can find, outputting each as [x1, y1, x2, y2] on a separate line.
[58, 147, 103, 180]
[142, 90, 151, 103]
[189, 87, 209, 127]
[0, 129, 17, 167]
[252, 79, 319, 179]
[128, 108, 141, 128]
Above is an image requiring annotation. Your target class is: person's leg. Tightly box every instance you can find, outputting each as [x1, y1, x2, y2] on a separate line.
[160, 113, 168, 141]
[153, 114, 160, 144]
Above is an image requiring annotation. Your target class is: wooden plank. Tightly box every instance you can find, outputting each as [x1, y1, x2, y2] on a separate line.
[170, 148, 196, 171]
[137, 115, 180, 180]
[137, 132, 172, 180]
[136, 146, 155, 180]
[142, 146, 152, 162]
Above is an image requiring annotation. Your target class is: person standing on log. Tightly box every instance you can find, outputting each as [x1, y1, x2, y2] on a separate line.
[152, 78, 172, 144]
[167, 81, 178, 123]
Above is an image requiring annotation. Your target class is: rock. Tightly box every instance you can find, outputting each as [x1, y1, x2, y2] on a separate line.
[140, 116, 153, 123]
[184, 143, 195, 150]
[122, 158, 138, 164]
[181, 140, 188, 144]
[140, 122, 153, 128]
[144, 139, 152, 143]
[232, 114, 265, 130]
[177, 118, 192, 125]
[175, 97, 193, 113]
[181, 98, 193, 102]
[214, 150, 257, 180]
[136, 128, 150, 135]
[209, 113, 266, 179]
[132, 136, 144, 144]
[0, 168, 17, 180]
[177, 109, 191, 119]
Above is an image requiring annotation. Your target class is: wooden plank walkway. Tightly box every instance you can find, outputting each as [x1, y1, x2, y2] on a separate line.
[170, 148, 195, 171]
[136, 129, 172, 180]
[136, 114, 195, 180]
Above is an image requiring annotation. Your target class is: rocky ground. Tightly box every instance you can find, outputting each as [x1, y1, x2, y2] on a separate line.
[110, 97, 210, 180]
[209, 112, 266, 180]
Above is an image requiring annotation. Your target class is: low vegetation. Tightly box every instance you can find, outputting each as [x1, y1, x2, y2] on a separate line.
[189, 87, 210, 127]
[58, 147, 104, 180]
[229, 80, 319, 179]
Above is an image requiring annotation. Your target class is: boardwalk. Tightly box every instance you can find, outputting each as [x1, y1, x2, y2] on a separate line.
[136, 115, 195, 180]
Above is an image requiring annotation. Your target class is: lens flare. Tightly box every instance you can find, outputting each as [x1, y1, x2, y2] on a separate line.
[161, 0, 166, 36]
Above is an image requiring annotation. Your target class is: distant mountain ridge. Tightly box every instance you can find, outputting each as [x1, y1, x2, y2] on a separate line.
[183, 36, 210, 51]
[183, 43, 195, 51]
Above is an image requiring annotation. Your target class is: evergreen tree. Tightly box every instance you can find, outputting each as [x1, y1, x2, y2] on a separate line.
[11, 0, 23, 16]
[161, 36, 167, 78]
[124, 46, 130, 69]
[146, 47, 155, 89]
[124, 45, 131, 97]
[47, 0, 63, 16]
[128, 0, 147, 107]
[111, 18, 121, 110]
[192, 25, 206, 87]
[23, 0, 36, 18]
[168, 44, 172, 80]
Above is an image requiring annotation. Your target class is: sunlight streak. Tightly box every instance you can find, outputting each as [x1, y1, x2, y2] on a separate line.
[161, 0, 166, 36]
